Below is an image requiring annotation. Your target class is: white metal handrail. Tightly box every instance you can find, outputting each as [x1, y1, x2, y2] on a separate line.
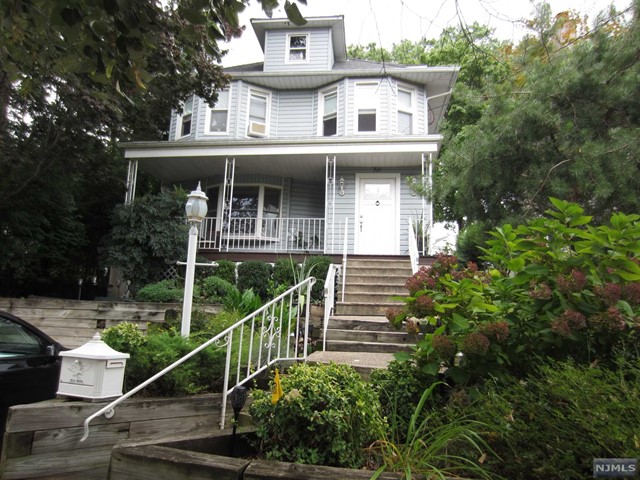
[81, 276, 316, 441]
[322, 263, 340, 351]
[408, 219, 420, 274]
[341, 217, 349, 302]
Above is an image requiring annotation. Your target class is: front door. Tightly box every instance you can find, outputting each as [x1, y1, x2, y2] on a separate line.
[356, 176, 398, 254]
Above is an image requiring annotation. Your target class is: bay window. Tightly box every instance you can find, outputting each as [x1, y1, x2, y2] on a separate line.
[230, 185, 281, 237]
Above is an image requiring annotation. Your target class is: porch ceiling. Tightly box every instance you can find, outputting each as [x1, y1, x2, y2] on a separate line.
[123, 137, 442, 184]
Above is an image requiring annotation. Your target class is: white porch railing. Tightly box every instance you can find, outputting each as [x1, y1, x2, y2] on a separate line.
[81, 277, 316, 441]
[199, 217, 325, 252]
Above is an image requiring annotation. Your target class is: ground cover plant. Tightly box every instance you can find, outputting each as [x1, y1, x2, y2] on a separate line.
[390, 199, 640, 385]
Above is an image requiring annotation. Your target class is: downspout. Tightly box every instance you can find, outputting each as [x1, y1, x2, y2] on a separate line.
[425, 89, 452, 134]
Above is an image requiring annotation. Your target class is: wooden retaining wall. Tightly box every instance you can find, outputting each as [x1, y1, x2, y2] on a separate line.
[0, 297, 219, 348]
[0, 395, 230, 480]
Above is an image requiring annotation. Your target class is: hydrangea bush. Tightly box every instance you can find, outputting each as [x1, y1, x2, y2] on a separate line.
[393, 199, 640, 385]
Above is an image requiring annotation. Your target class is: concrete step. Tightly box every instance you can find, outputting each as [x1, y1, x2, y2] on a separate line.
[336, 302, 400, 316]
[325, 340, 413, 354]
[346, 266, 413, 278]
[306, 350, 395, 378]
[344, 273, 409, 287]
[327, 315, 392, 331]
[342, 291, 405, 304]
[323, 328, 418, 344]
[343, 283, 408, 295]
[347, 258, 412, 269]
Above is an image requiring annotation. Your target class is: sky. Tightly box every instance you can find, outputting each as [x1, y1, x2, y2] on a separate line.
[221, 0, 631, 66]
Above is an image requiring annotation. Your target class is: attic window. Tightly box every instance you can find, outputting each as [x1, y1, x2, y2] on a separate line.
[287, 34, 308, 62]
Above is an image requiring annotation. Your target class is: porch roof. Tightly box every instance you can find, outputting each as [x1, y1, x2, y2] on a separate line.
[122, 136, 442, 184]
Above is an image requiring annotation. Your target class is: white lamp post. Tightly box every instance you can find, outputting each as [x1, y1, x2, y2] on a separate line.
[181, 182, 208, 337]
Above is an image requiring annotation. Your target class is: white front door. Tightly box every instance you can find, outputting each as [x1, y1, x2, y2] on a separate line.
[356, 176, 399, 254]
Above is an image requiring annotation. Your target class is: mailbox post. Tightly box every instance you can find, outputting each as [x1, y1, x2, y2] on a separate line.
[57, 333, 129, 400]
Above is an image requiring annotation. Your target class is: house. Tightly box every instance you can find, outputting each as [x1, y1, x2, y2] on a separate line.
[121, 15, 459, 260]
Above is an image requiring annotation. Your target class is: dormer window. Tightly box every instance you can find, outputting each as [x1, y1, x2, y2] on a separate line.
[205, 88, 230, 135]
[287, 33, 308, 62]
[320, 88, 337, 136]
[177, 96, 194, 138]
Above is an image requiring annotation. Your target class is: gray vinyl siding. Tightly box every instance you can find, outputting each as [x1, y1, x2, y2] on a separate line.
[346, 79, 392, 136]
[264, 28, 333, 72]
[289, 180, 325, 217]
[275, 91, 315, 136]
[194, 86, 238, 140]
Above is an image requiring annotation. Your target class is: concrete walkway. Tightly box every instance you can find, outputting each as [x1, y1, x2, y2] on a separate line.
[306, 350, 395, 377]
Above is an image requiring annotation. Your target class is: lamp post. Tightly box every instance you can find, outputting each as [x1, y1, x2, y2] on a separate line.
[181, 182, 208, 337]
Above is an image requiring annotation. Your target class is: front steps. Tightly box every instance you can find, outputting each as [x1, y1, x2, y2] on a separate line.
[307, 258, 417, 376]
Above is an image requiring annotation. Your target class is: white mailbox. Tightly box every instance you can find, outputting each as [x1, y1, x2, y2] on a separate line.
[57, 333, 129, 400]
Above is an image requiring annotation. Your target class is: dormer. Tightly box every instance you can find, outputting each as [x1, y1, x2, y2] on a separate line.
[251, 16, 347, 72]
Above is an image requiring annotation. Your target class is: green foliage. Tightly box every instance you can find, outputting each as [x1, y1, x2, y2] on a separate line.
[102, 316, 231, 396]
[273, 258, 296, 287]
[250, 363, 385, 469]
[305, 256, 332, 303]
[101, 188, 188, 291]
[135, 279, 184, 303]
[400, 200, 640, 385]
[368, 383, 496, 480]
[212, 260, 237, 285]
[222, 288, 263, 316]
[456, 221, 489, 265]
[464, 360, 640, 480]
[236, 260, 272, 300]
[201, 276, 238, 303]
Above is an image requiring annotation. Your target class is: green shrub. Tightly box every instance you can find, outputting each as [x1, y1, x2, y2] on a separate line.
[102, 320, 227, 396]
[237, 260, 272, 300]
[463, 360, 640, 480]
[273, 258, 295, 287]
[250, 363, 385, 468]
[306, 256, 332, 303]
[201, 276, 238, 303]
[214, 260, 237, 285]
[456, 221, 488, 265]
[222, 288, 263, 316]
[135, 279, 184, 303]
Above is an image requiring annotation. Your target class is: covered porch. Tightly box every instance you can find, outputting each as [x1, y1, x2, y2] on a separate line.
[122, 136, 439, 256]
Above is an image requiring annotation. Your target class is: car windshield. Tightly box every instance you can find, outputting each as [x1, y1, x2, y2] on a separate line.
[0, 317, 45, 357]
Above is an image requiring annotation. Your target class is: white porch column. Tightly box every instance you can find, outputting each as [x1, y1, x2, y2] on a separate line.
[124, 159, 138, 204]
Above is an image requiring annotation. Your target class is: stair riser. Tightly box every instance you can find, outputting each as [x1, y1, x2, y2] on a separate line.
[344, 284, 407, 295]
[337, 304, 395, 316]
[344, 274, 409, 287]
[325, 342, 413, 354]
[324, 330, 418, 344]
[342, 294, 403, 304]
[347, 259, 413, 269]
[346, 268, 413, 278]
[328, 318, 393, 331]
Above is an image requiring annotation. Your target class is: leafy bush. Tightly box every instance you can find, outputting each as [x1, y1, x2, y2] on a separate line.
[201, 276, 238, 303]
[222, 288, 263, 316]
[397, 199, 640, 385]
[135, 279, 184, 303]
[456, 221, 489, 265]
[101, 322, 146, 353]
[305, 256, 332, 303]
[463, 360, 640, 480]
[273, 258, 295, 287]
[213, 260, 237, 285]
[237, 260, 272, 300]
[250, 363, 385, 469]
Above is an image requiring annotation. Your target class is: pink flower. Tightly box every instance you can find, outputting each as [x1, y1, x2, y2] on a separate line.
[530, 281, 553, 300]
[594, 283, 622, 306]
[462, 332, 490, 356]
[588, 306, 627, 332]
[432, 335, 456, 359]
[556, 269, 587, 294]
[623, 282, 640, 305]
[479, 321, 510, 342]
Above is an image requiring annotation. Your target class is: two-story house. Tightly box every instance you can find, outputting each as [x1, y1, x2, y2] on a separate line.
[122, 15, 458, 259]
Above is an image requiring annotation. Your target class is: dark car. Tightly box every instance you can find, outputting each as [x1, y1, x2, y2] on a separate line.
[0, 310, 66, 448]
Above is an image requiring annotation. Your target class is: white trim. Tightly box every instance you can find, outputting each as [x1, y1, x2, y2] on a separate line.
[125, 140, 440, 158]
[354, 173, 401, 255]
[204, 87, 231, 136]
[246, 88, 271, 138]
[285, 32, 310, 64]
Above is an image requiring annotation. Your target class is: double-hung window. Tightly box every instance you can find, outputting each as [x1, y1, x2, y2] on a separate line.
[320, 88, 337, 136]
[287, 33, 308, 62]
[230, 185, 281, 237]
[355, 82, 378, 133]
[177, 96, 194, 138]
[397, 87, 414, 135]
[206, 89, 230, 134]
[248, 90, 269, 137]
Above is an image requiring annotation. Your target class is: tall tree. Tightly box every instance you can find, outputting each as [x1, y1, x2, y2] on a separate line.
[0, 0, 306, 297]
[435, 1, 639, 228]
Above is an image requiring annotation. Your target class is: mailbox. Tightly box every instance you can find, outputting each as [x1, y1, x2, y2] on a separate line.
[57, 332, 129, 400]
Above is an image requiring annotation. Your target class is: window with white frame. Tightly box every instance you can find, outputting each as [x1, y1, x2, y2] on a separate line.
[397, 87, 414, 134]
[355, 83, 378, 133]
[205, 89, 230, 134]
[287, 33, 308, 62]
[230, 185, 281, 236]
[248, 90, 269, 137]
[320, 88, 337, 136]
[177, 96, 194, 138]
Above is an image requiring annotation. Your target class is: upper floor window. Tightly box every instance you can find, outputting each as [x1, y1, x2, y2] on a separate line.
[287, 33, 308, 62]
[177, 96, 194, 138]
[355, 82, 378, 133]
[248, 90, 269, 137]
[320, 88, 337, 136]
[205, 89, 230, 135]
[397, 87, 414, 134]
